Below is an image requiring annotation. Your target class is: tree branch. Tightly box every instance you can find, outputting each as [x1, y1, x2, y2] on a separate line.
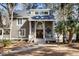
[0, 3, 8, 10]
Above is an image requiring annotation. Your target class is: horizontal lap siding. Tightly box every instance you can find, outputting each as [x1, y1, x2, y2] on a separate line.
[11, 19, 29, 39]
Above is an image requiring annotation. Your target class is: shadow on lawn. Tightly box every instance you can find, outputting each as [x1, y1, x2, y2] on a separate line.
[5, 46, 73, 56]
[4, 46, 68, 56]
[68, 44, 79, 50]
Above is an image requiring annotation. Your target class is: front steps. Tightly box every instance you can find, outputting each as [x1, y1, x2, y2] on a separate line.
[34, 39, 45, 44]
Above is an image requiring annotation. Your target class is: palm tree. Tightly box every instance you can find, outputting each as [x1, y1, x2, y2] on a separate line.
[55, 4, 70, 43]
[76, 4, 79, 42]
[76, 22, 79, 42]
[66, 17, 77, 44]
[55, 20, 66, 43]
[60, 4, 78, 44]
[55, 18, 77, 44]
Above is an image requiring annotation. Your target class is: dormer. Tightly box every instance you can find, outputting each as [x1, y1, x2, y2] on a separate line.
[30, 9, 51, 16]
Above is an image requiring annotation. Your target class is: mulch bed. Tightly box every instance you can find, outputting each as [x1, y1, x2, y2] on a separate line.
[1, 41, 33, 54]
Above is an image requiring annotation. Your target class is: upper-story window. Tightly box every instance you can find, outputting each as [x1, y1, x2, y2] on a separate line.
[35, 11, 48, 15]
[35, 12, 39, 14]
[18, 18, 22, 24]
[42, 12, 48, 14]
[17, 18, 23, 26]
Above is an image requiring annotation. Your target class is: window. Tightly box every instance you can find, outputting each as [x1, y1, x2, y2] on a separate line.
[19, 29, 26, 37]
[35, 12, 38, 14]
[44, 12, 48, 14]
[35, 11, 48, 15]
[17, 18, 22, 25]
[42, 11, 48, 15]
[0, 30, 2, 35]
[3, 29, 10, 35]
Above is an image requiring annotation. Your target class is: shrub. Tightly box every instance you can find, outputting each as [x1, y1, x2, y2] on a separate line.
[0, 40, 2, 43]
[2, 39, 12, 47]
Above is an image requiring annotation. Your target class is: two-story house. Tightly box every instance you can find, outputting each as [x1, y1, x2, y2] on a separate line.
[0, 3, 72, 44]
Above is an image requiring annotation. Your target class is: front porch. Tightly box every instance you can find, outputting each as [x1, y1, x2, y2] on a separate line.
[29, 21, 55, 44]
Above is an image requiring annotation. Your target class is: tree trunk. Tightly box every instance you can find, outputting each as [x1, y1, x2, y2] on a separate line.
[63, 32, 66, 44]
[10, 11, 13, 40]
[76, 33, 79, 42]
[57, 34, 59, 44]
[68, 31, 73, 44]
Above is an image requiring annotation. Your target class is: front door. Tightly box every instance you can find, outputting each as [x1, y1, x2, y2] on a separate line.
[36, 30, 43, 39]
[35, 22, 45, 44]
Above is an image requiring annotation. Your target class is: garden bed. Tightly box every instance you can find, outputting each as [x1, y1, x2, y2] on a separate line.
[2, 40, 34, 54]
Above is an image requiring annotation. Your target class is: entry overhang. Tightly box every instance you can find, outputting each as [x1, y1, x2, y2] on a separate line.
[29, 19, 55, 21]
[29, 15, 55, 21]
[31, 15, 54, 19]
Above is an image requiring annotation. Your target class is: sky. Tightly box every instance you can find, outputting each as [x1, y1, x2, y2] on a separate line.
[0, 3, 77, 18]
[0, 3, 24, 12]
[15, 3, 24, 11]
[0, 3, 47, 12]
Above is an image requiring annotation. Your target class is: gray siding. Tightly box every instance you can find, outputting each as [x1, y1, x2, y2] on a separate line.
[11, 18, 29, 39]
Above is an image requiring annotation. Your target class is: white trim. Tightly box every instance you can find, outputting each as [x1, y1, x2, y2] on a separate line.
[2, 38, 28, 40]
[18, 28, 26, 37]
[29, 21, 31, 35]
[44, 21, 47, 41]
[17, 18, 23, 26]
[29, 19, 55, 21]
[43, 21, 46, 40]
[35, 21, 36, 40]
[29, 21, 32, 40]
[34, 11, 49, 16]
[30, 9, 51, 11]
[35, 21, 44, 39]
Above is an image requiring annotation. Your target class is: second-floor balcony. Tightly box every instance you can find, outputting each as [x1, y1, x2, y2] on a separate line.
[29, 9, 55, 21]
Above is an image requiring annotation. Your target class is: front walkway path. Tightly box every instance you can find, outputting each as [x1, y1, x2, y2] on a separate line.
[3, 44, 79, 56]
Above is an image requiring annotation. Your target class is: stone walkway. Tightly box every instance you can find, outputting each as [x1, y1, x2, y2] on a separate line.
[2, 44, 79, 56]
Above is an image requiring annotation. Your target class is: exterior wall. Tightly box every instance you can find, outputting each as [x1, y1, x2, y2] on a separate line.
[30, 21, 54, 42]
[31, 21, 35, 37]
[3, 35, 10, 39]
[11, 18, 29, 39]
[1, 19, 55, 42]
[45, 21, 54, 41]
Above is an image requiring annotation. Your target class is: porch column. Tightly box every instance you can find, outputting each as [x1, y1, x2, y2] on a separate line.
[52, 21, 54, 39]
[44, 21, 46, 41]
[34, 21, 36, 43]
[52, 21, 56, 40]
[29, 21, 32, 40]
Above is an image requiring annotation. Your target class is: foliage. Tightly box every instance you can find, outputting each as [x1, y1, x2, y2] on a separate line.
[55, 20, 66, 34]
[0, 39, 12, 47]
[55, 15, 78, 43]
[76, 22, 79, 34]
[66, 17, 77, 33]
